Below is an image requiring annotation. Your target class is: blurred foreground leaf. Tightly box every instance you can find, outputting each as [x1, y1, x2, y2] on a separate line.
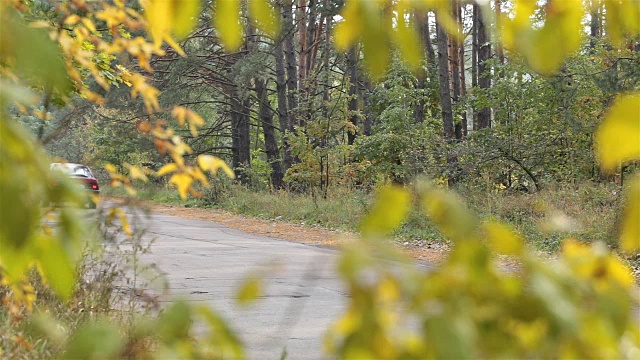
[236, 276, 262, 306]
[595, 93, 640, 173]
[620, 175, 640, 253]
[359, 186, 411, 239]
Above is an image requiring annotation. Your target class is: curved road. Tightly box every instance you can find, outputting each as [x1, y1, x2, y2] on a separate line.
[139, 211, 348, 359]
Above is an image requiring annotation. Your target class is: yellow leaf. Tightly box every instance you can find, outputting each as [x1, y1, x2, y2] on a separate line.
[377, 276, 399, 303]
[393, 6, 422, 70]
[64, 15, 81, 25]
[119, 210, 132, 236]
[215, 0, 242, 52]
[249, 0, 279, 38]
[500, 0, 583, 75]
[620, 175, 640, 253]
[105, 163, 117, 174]
[124, 185, 137, 196]
[359, 185, 411, 239]
[334, 310, 361, 335]
[163, 34, 186, 56]
[197, 154, 235, 179]
[421, 189, 476, 242]
[172, 0, 201, 39]
[186, 109, 204, 127]
[127, 165, 148, 182]
[169, 173, 193, 199]
[484, 221, 524, 255]
[603, 0, 640, 48]
[157, 163, 179, 176]
[143, 0, 172, 47]
[81, 18, 97, 33]
[236, 276, 261, 306]
[334, 1, 362, 51]
[172, 106, 187, 126]
[595, 93, 640, 173]
[191, 167, 209, 187]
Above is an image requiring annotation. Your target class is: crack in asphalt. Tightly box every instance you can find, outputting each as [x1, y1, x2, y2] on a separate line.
[145, 230, 250, 249]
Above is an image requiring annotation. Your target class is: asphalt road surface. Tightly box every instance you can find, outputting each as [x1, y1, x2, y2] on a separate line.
[137, 211, 348, 360]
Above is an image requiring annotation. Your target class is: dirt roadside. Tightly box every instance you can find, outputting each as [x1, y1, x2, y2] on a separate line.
[119, 199, 451, 264]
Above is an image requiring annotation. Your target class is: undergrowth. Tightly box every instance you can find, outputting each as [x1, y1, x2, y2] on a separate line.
[0, 207, 161, 359]
[105, 180, 622, 253]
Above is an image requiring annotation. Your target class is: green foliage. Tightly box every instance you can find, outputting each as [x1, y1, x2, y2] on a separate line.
[327, 183, 640, 359]
[0, 8, 72, 95]
[355, 63, 441, 184]
[4, 0, 640, 359]
[458, 48, 636, 189]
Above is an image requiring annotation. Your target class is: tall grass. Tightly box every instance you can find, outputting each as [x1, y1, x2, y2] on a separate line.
[0, 207, 160, 358]
[106, 180, 622, 253]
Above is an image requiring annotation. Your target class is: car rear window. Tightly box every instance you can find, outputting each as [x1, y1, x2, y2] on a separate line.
[51, 164, 93, 177]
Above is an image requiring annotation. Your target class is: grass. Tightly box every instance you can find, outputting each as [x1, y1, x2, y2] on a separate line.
[0, 208, 159, 358]
[105, 180, 623, 253]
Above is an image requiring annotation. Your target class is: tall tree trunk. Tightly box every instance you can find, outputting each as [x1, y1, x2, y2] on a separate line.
[450, 3, 463, 140]
[477, 4, 492, 129]
[437, 20, 458, 187]
[459, 3, 468, 137]
[590, 0, 601, 51]
[297, 0, 308, 90]
[472, 3, 478, 131]
[283, 0, 298, 130]
[320, 0, 332, 193]
[274, 33, 293, 173]
[300, 0, 318, 128]
[304, 0, 319, 79]
[230, 22, 255, 185]
[414, 10, 434, 124]
[346, 46, 359, 145]
[420, 12, 437, 66]
[495, 0, 505, 64]
[231, 94, 251, 184]
[362, 78, 373, 136]
[255, 78, 284, 189]
[437, 23, 455, 140]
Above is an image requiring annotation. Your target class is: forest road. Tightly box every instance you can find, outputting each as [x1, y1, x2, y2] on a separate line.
[135, 210, 350, 360]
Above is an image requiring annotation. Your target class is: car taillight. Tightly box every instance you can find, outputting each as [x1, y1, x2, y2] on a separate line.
[92, 184, 99, 190]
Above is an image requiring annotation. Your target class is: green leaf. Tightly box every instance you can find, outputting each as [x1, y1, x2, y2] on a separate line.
[0, 120, 42, 251]
[198, 306, 245, 359]
[33, 235, 76, 301]
[424, 314, 476, 360]
[63, 319, 123, 360]
[0, 9, 72, 93]
[595, 93, 640, 173]
[158, 301, 192, 342]
[484, 221, 524, 255]
[420, 189, 477, 242]
[215, 0, 243, 52]
[620, 175, 640, 253]
[236, 276, 262, 306]
[359, 185, 411, 239]
[500, 0, 583, 75]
